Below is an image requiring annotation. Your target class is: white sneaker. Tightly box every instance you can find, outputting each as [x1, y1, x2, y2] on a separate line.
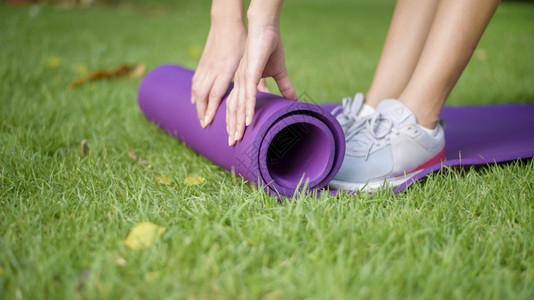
[330, 99, 446, 191]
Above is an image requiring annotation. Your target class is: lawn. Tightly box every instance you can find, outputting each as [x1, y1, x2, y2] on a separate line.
[1, 0, 533, 299]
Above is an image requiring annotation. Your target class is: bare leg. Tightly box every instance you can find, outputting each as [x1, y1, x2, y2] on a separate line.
[365, 0, 439, 107]
[399, 0, 501, 128]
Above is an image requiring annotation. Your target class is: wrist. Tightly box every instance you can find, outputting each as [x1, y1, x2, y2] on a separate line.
[210, 1, 245, 26]
[247, 0, 283, 27]
[211, 14, 245, 31]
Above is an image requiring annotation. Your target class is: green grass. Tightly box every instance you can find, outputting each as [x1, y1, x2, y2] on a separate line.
[1, 0, 534, 299]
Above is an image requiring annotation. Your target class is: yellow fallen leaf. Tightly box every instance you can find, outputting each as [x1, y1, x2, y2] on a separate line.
[187, 44, 203, 59]
[184, 176, 205, 186]
[155, 175, 172, 185]
[124, 222, 165, 250]
[0, 267, 4, 275]
[44, 56, 61, 68]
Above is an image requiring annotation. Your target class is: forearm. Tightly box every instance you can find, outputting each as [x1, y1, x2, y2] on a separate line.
[247, 0, 285, 27]
[210, 0, 245, 27]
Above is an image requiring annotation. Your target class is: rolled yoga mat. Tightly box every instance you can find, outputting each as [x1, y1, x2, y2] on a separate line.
[138, 65, 345, 197]
[139, 64, 534, 195]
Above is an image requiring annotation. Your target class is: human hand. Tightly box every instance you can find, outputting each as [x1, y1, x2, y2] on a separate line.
[191, 20, 246, 128]
[192, 19, 271, 128]
[226, 19, 297, 146]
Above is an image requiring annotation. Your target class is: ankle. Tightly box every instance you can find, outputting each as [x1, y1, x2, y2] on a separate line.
[363, 92, 382, 109]
[415, 115, 438, 130]
[397, 98, 441, 129]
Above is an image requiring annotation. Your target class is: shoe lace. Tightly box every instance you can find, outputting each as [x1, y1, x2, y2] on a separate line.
[345, 112, 393, 160]
[331, 93, 365, 129]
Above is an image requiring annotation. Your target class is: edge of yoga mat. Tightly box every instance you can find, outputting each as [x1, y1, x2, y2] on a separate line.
[138, 64, 345, 197]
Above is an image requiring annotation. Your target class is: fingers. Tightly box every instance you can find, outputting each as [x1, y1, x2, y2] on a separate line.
[273, 68, 298, 101]
[226, 86, 237, 146]
[224, 22, 292, 146]
[257, 78, 270, 93]
[227, 61, 260, 146]
[204, 73, 233, 127]
[191, 72, 214, 127]
[230, 69, 295, 144]
[237, 73, 256, 141]
[227, 83, 257, 146]
[244, 70, 259, 129]
[234, 87, 247, 143]
[191, 22, 247, 129]
[192, 69, 234, 128]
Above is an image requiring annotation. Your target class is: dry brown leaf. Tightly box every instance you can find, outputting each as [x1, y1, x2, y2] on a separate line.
[80, 139, 88, 157]
[127, 151, 146, 164]
[69, 63, 146, 88]
[127, 151, 137, 161]
[115, 257, 127, 267]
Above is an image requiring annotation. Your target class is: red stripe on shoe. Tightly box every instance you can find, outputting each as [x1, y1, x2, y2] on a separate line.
[406, 146, 446, 174]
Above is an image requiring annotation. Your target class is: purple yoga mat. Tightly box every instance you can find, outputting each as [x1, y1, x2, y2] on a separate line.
[401, 104, 534, 191]
[139, 64, 534, 196]
[138, 65, 345, 197]
[321, 103, 534, 192]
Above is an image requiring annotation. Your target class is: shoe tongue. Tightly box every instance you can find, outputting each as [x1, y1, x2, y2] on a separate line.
[375, 99, 417, 126]
[348, 93, 364, 116]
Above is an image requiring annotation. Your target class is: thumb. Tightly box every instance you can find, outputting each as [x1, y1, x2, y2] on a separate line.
[257, 78, 270, 93]
[273, 69, 297, 101]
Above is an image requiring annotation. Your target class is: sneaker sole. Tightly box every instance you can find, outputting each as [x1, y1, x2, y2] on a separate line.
[329, 169, 424, 191]
[329, 146, 446, 192]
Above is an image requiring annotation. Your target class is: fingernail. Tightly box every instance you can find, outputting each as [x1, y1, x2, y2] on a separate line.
[246, 117, 251, 126]
[228, 136, 233, 146]
[203, 115, 209, 127]
[234, 131, 240, 142]
[200, 120, 206, 128]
